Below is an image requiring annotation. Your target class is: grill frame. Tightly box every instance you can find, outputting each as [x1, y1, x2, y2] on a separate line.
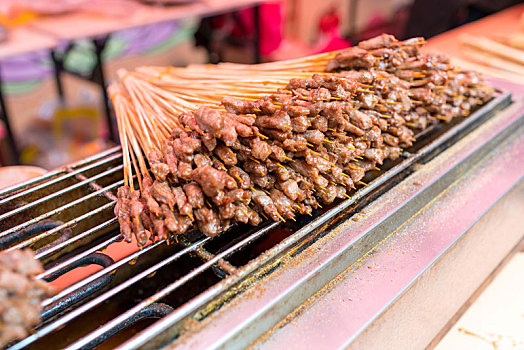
[0, 91, 512, 349]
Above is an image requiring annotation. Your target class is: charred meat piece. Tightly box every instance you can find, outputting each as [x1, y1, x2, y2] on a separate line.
[194, 107, 238, 146]
[358, 33, 397, 50]
[183, 183, 204, 209]
[304, 129, 324, 145]
[222, 96, 258, 114]
[172, 187, 193, 217]
[243, 159, 268, 177]
[229, 166, 251, 189]
[162, 204, 178, 233]
[115, 186, 133, 242]
[215, 143, 238, 166]
[278, 179, 300, 201]
[249, 139, 273, 161]
[142, 176, 162, 217]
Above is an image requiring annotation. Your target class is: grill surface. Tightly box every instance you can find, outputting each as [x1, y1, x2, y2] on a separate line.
[0, 91, 511, 349]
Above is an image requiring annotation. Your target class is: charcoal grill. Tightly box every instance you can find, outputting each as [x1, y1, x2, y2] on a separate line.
[1, 80, 523, 349]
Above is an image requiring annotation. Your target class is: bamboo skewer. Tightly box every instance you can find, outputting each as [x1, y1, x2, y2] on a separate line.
[461, 34, 524, 66]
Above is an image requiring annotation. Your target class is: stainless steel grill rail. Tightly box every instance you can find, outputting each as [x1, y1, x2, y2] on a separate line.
[0, 92, 511, 349]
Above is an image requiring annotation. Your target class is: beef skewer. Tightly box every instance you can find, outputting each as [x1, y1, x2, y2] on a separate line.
[111, 34, 494, 247]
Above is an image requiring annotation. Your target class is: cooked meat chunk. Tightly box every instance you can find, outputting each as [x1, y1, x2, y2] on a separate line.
[222, 96, 258, 114]
[228, 166, 251, 189]
[183, 183, 205, 209]
[195, 208, 221, 236]
[270, 189, 295, 219]
[251, 190, 280, 221]
[192, 166, 232, 197]
[0, 249, 54, 348]
[358, 33, 397, 50]
[254, 111, 291, 131]
[151, 181, 176, 209]
[215, 144, 238, 166]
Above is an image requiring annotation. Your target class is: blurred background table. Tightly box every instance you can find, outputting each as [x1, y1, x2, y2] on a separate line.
[0, 28, 58, 163]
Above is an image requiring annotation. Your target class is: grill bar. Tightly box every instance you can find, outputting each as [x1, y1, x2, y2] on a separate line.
[194, 246, 237, 276]
[0, 165, 122, 222]
[6, 201, 116, 251]
[179, 236, 237, 276]
[74, 171, 118, 201]
[0, 150, 122, 205]
[79, 303, 174, 350]
[0, 180, 121, 240]
[34, 217, 119, 261]
[42, 239, 161, 308]
[37, 228, 120, 280]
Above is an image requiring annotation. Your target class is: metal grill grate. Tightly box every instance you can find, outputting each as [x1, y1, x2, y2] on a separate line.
[0, 92, 511, 349]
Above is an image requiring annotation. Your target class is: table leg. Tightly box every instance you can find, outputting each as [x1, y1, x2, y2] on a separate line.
[253, 4, 261, 64]
[0, 67, 19, 165]
[51, 50, 65, 102]
[92, 36, 116, 143]
[50, 44, 73, 103]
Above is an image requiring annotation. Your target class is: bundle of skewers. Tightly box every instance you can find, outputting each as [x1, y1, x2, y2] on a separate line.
[111, 34, 494, 247]
[459, 33, 524, 83]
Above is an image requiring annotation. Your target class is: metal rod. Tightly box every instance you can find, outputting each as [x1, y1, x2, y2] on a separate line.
[0, 151, 122, 206]
[44, 252, 115, 282]
[178, 235, 237, 275]
[0, 180, 123, 239]
[253, 4, 261, 64]
[194, 246, 237, 276]
[80, 303, 173, 349]
[74, 171, 118, 201]
[35, 217, 119, 262]
[0, 220, 70, 250]
[35, 222, 73, 254]
[42, 253, 116, 320]
[50, 49, 65, 103]
[7, 201, 116, 251]
[0, 165, 122, 221]
[42, 238, 163, 308]
[38, 232, 121, 280]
